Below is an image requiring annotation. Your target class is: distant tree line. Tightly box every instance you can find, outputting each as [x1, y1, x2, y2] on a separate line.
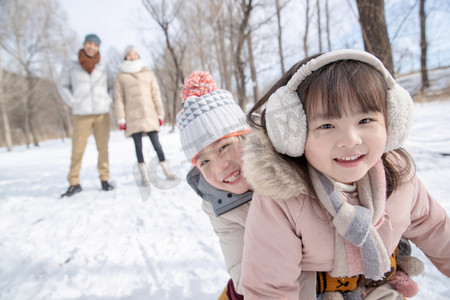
[1, 0, 449, 150]
[0, 0, 77, 150]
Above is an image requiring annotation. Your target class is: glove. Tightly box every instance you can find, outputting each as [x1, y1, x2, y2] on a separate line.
[117, 118, 126, 130]
[159, 118, 164, 126]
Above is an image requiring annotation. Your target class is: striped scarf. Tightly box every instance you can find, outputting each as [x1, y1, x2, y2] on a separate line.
[308, 160, 391, 280]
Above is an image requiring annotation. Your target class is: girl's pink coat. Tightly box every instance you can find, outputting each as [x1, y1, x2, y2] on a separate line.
[240, 129, 450, 299]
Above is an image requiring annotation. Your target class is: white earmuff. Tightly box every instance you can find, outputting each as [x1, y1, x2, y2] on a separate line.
[384, 83, 414, 152]
[266, 86, 307, 156]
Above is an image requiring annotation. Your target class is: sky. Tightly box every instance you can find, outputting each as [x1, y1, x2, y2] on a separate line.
[56, 0, 450, 86]
[57, 0, 153, 62]
[0, 68, 450, 299]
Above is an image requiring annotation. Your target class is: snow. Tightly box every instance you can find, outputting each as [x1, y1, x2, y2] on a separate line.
[1, 99, 450, 298]
[0, 131, 228, 299]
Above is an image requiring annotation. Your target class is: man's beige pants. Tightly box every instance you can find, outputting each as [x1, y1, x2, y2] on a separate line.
[68, 114, 110, 186]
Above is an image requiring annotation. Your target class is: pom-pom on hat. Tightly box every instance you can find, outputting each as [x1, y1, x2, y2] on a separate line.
[177, 71, 249, 163]
[180, 71, 217, 103]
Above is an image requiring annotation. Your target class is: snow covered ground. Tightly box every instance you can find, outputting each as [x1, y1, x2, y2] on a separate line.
[1, 100, 450, 298]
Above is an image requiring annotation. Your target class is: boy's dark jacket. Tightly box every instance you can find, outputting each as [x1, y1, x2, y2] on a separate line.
[186, 167, 252, 217]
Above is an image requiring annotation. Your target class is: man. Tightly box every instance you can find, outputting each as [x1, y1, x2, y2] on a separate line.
[58, 33, 114, 197]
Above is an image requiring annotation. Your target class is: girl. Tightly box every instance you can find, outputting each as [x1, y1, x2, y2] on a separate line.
[177, 71, 252, 299]
[114, 45, 176, 185]
[240, 49, 450, 299]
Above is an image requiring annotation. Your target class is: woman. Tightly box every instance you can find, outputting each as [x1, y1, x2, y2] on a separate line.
[114, 45, 176, 185]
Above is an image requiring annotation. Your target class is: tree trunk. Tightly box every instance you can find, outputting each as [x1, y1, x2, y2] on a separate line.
[356, 0, 394, 75]
[303, 0, 310, 57]
[235, 0, 253, 110]
[225, 3, 235, 91]
[325, 0, 331, 51]
[142, 0, 186, 125]
[214, 20, 226, 88]
[316, 0, 322, 53]
[0, 53, 13, 151]
[275, 0, 286, 74]
[215, 16, 232, 90]
[63, 105, 72, 138]
[22, 82, 31, 148]
[420, 0, 429, 91]
[26, 72, 39, 147]
[235, 50, 247, 110]
[246, 30, 259, 104]
[52, 91, 68, 141]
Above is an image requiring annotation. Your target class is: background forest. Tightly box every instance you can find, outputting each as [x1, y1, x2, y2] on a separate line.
[0, 0, 449, 150]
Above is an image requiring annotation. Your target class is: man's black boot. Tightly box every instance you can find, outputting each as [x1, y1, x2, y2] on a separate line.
[101, 181, 114, 191]
[61, 184, 82, 198]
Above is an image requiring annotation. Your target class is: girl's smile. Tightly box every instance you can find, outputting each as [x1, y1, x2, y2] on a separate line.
[334, 154, 366, 167]
[305, 110, 387, 185]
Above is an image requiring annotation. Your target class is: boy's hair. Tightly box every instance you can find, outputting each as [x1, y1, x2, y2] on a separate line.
[247, 54, 414, 198]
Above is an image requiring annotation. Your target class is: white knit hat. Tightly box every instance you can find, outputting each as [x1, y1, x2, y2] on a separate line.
[123, 45, 140, 59]
[177, 89, 249, 162]
[265, 49, 414, 157]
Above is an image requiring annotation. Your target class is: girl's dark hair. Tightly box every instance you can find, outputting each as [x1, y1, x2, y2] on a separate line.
[247, 54, 414, 198]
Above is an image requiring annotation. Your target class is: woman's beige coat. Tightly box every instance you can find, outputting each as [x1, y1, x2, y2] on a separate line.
[114, 67, 164, 137]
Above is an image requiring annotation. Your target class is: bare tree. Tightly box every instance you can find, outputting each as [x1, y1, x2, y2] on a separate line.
[220, 1, 238, 91]
[192, 0, 235, 91]
[1, 0, 34, 146]
[247, 29, 259, 104]
[316, 0, 322, 53]
[0, 0, 75, 147]
[179, 0, 230, 85]
[234, 0, 254, 110]
[303, 0, 311, 57]
[356, 0, 394, 74]
[325, 0, 331, 51]
[142, 0, 186, 126]
[0, 51, 13, 151]
[275, 0, 287, 74]
[213, 5, 233, 90]
[419, 0, 429, 91]
[181, 0, 217, 72]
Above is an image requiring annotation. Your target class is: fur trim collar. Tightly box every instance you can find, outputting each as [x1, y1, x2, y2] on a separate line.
[242, 128, 307, 200]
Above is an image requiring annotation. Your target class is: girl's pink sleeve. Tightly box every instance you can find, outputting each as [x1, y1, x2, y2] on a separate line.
[241, 193, 303, 299]
[404, 176, 450, 276]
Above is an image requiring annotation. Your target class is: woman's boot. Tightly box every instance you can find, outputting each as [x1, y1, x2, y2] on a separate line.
[160, 160, 177, 180]
[138, 162, 150, 186]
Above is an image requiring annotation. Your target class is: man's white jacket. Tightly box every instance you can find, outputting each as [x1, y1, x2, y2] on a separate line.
[58, 58, 113, 115]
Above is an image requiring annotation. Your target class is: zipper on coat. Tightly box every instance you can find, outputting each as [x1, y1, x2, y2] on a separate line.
[90, 73, 94, 113]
